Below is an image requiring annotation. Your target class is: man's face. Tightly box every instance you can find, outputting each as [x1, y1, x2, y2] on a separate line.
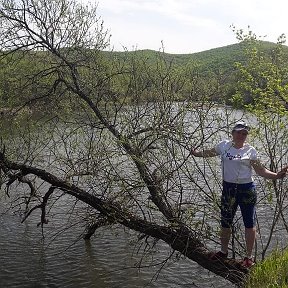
[232, 130, 248, 143]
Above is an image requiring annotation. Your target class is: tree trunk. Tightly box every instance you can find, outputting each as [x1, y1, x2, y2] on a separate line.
[0, 151, 249, 286]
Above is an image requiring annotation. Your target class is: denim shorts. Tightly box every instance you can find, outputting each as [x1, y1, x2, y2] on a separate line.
[221, 181, 257, 229]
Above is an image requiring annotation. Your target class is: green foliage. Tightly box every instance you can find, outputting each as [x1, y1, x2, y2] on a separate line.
[1, 40, 288, 114]
[230, 36, 288, 115]
[246, 249, 288, 288]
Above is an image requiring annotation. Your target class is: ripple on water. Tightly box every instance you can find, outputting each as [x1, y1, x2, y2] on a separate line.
[0, 206, 231, 288]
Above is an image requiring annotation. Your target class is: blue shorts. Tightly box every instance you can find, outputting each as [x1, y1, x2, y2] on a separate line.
[221, 181, 257, 229]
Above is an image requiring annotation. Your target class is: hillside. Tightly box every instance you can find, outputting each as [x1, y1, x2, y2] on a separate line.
[105, 40, 288, 74]
[1, 40, 288, 113]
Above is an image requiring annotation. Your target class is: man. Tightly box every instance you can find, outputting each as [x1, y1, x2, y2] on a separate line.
[191, 121, 287, 268]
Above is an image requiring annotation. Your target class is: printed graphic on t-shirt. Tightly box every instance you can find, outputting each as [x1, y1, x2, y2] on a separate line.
[226, 152, 241, 160]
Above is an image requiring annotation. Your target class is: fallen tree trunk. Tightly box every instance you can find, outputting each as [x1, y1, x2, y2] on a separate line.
[0, 151, 249, 286]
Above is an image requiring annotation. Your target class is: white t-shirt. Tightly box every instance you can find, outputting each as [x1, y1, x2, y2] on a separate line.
[215, 140, 258, 184]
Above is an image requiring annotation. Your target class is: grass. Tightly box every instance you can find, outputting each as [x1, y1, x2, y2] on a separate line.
[245, 249, 288, 288]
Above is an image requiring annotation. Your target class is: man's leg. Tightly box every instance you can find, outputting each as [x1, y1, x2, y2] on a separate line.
[245, 227, 256, 258]
[239, 184, 257, 259]
[220, 227, 231, 254]
[210, 226, 231, 260]
[219, 182, 237, 257]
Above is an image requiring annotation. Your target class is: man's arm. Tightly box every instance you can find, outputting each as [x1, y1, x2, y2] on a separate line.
[191, 147, 219, 158]
[251, 160, 288, 180]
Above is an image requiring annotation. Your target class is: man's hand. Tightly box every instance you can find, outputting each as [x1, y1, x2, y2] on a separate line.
[276, 166, 288, 179]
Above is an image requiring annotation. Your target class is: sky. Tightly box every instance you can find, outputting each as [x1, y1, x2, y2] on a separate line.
[84, 0, 288, 54]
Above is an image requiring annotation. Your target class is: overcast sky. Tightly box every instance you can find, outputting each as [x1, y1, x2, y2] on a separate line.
[87, 0, 288, 54]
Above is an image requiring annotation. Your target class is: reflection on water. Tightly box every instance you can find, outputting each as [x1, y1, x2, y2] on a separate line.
[0, 204, 230, 288]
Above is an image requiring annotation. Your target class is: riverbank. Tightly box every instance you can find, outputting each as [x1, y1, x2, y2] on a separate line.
[245, 249, 288, 287]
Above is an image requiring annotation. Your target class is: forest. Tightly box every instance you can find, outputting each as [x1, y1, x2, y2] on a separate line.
[1, 38, 288, 113]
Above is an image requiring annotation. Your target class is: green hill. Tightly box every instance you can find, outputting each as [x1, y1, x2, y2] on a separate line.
[1, 40, 288, 112]
[104, 40, 288, 75]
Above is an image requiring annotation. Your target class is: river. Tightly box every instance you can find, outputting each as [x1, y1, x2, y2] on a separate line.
[0, 106, 287, 287]
[0, 201, 230, 288]
[1, 192, 288, 288]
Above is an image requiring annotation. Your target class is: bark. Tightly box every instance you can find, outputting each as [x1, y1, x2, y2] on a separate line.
[83, 217, 113, 240]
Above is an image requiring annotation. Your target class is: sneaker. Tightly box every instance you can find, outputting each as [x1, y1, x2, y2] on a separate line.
[242, 257, 255, 268]
[210, 251, 228, 261]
